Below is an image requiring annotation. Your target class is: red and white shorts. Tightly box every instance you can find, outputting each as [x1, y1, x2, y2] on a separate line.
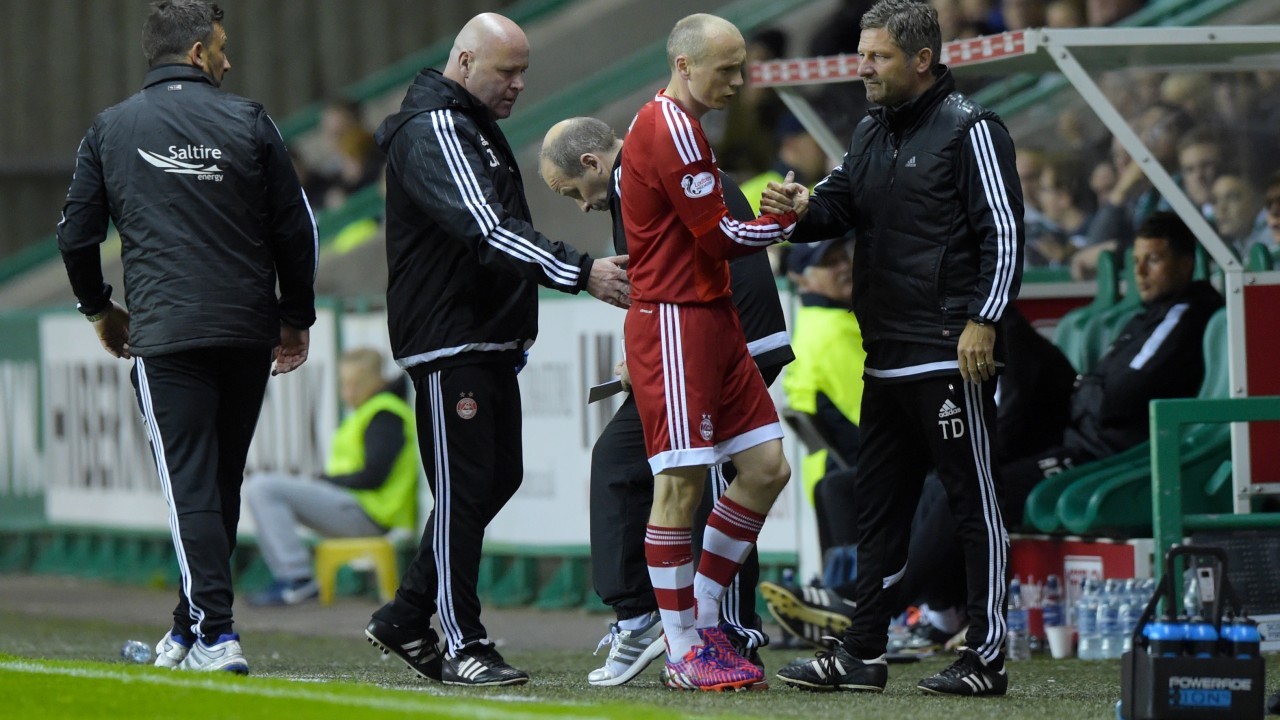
[624, 299, 782, 474]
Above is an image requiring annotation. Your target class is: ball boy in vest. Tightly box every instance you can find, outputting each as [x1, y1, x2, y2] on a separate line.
[243, 348, 418, 605]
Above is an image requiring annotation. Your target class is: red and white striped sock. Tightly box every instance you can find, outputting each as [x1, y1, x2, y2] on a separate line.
[694, 496, 765, 630]
[645, 524, 698, 660]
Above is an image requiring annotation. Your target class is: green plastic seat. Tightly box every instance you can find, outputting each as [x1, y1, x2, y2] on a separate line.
[1248, 243, 1275, 271]
[1053, 249, 1120, 373]
[1075, 249, 1142, 373]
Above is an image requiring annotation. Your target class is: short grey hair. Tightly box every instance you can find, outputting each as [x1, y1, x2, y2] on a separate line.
[540, 118, 616, 178]
[861, 0, 941, 70]
[142, 0, 223, 67]
[666, 13, 735, 70]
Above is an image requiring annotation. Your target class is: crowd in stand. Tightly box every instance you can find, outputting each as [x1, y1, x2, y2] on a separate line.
[292, 100, 385, 214]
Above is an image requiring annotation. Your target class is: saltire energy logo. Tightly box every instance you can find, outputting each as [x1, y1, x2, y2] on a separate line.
[137, 145, 224, 181]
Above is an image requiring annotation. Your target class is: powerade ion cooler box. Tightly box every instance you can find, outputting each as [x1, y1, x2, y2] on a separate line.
[1121, 546, 1266, 719]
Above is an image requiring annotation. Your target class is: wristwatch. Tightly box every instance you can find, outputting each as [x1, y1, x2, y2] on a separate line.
[84, 306, 110, 323]
[969, 315, 990, 326]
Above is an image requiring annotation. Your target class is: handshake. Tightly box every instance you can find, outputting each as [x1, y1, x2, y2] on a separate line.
[761, 170, 810, 219]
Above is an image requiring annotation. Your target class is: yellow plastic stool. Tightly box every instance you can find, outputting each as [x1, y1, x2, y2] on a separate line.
[313, 537, 399, 606]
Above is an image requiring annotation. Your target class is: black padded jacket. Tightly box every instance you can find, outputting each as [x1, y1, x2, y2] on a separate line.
[791, 66, 1025, 379]
[58, 64, 317, 355]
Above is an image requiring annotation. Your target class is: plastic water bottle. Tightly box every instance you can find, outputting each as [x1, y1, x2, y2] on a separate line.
[1146, 615, 1180, 657]
[1006, 576, 1031, 661]
[1043, 574, 1065, 629]
[1118, 579, 1143, 654]
[1076, 578, 1103, 660]
[1182, 571, 1201, 618]
[1187, 615, 1218, 657]
[120, 639, 154, 664]
[1227, 615, 1261, 658]
[1176, 615, 1194, 655]
[1098, 579, 1124, 659]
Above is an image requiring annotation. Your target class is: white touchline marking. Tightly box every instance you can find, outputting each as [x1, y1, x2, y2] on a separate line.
[0, 661, 611, 720]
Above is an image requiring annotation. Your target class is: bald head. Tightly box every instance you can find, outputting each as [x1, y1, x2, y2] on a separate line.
[667, 13, 743, 70]
[541, 118, 619, 177]
[664, 14, 746, 119]
[444, 13, 530, 118]
[539, 117, 619, 213]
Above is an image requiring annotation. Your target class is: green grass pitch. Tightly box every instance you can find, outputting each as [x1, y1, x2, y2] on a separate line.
[2, 611, 1275, 720]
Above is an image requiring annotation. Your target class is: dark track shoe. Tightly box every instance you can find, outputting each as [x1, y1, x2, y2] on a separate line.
[442, 641, 530, 687]
[917, 648, 1008, 696]
[365, 618, 443, 682]
[775, 639, 888, 692]
[760, 581, 855, 649]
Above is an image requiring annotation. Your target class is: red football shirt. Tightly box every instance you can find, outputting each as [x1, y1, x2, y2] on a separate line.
[620, 91, 797, 304]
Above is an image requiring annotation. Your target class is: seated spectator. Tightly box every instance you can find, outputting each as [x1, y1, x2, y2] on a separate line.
[1003, 211, 1224, 518]
[1086, 0, 1144, 26]
[1212, 174, 1273, 258]
[243, 348, 418, 606]
[1027, 156, 1094, 268]
[959, 0, 1003, 34]
[1046, 0, 1085, 27]
[1161, 74, 1214, 126]
[1176, 128, 1224, 222]
[1017, 148, 1048, 226]
[999, 0, 1046, 31]
[1075, 105, 1195, 279]
[315, 100, 384, 209]
[1264, 171, 1280, 248]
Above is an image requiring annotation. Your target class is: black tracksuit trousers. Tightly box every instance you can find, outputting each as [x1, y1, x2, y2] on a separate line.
[845, 374, 1009, 665]
[375, 363, 523, 656]
[132, 348, 271, 643]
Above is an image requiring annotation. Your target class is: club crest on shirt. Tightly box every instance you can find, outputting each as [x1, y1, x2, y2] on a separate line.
[457, 394, 477, 420]
[699, 413, 714, 441]
[681, 171, 716, 199]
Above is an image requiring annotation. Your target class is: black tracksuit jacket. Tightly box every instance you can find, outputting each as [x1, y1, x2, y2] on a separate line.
[377, 69, 594, 378]
[57, 64, 317, 354]
[790, 66, 1025, 376]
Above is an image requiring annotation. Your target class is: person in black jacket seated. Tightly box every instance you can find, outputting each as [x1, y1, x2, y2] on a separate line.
[538, 116, 794, 687]
[1000, 211, 1224, 522]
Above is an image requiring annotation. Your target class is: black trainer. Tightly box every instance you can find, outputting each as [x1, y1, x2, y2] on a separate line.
[443, 641, 530, 687]
[365, 618, 443, 682]
[775, 639, 888, 692]
[917, 648, 1008, 696]
[760, 581, 855, 649]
